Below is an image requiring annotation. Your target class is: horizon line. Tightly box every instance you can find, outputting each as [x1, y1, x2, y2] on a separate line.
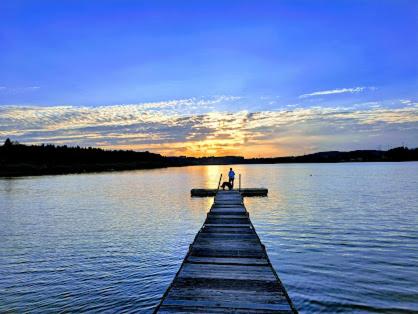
[2, 138, 415, 160]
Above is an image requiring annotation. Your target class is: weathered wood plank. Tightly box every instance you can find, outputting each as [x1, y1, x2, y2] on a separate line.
[214, 195, 243, 199]
[205, 218, 251, 225]
[212, 204, 246, 207]
[191, 244, 262, 250]
[165, 286, 287, 300]
[197, 233, 258, 239]
[178, 264, 277, 281]
[186, 256, 269, 265]
[190, 249, 265, 258]
[210, 210, 246, 215]
[155, 190, 297, 314]
[172, 278, 285, 292]
[193, 240, 261, 246]
[195, 236, 259, 243]
[203, 223, 253, 228]
[159, 306, 291, 314]
[210, 209, 246, 214]
[201, 226, 254, 234]
[214, 200, 243, 204]
[192, 245, 262, 253]
[191, 188, 268, 197]
[162, 299, 292, 312]
[207, 214, 248, 219]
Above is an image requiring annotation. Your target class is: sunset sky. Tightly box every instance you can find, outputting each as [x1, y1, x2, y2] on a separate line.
[1, 0, 417, 157]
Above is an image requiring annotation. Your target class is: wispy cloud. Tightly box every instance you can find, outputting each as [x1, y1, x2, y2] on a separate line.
[299, 86, 375, 98]
[0, 97, 417, 157]
[0, 86, 41, 95]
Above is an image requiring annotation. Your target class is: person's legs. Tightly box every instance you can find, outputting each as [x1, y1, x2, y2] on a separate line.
[229, 178, 234, 189]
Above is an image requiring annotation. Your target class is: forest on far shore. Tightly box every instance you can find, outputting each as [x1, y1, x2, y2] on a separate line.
[1, 138, 417, 176]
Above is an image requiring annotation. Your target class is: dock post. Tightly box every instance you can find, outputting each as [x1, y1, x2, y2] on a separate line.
[217, 173, 222, 191]
[239, 173, 241, 192]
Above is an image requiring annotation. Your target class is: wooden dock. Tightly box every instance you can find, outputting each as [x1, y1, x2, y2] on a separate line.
[155, 190, 297, 313]
[191, 188, 268, 197]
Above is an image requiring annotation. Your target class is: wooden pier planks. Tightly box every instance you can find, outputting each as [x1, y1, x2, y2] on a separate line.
[191, 188, 268, 197]
[155, 190, 297, 313]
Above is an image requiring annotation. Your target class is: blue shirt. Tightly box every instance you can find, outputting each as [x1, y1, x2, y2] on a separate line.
[228, 170, 235, 179]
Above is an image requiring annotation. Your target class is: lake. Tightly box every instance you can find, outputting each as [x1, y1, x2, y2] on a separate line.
[1, 163, 417, 313]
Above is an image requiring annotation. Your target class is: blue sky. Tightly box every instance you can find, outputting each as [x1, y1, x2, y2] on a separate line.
[0, 1, 417, 156]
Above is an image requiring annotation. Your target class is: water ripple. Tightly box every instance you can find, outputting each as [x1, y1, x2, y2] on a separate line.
[1, 163, 418, 313]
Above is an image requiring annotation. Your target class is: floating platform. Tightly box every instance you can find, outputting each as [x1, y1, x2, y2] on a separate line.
[155, 190, 297, 313]
[191, 188, 268, 197]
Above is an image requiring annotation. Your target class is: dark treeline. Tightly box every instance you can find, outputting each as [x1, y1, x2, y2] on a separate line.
[1, 138, 417, 176]
[0, 138, 168, 176]
[246, 148, 418, 164]
[1, 138, 165, 165]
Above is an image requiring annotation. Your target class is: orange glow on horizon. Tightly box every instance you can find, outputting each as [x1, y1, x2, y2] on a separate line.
[99, 141, 297, 158]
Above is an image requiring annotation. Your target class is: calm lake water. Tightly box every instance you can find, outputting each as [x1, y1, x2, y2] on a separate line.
[1, 163, 417, 313]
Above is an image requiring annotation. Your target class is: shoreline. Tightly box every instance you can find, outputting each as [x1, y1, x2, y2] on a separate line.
[2, 142, 417, 177]
[2, 159, 418, 178]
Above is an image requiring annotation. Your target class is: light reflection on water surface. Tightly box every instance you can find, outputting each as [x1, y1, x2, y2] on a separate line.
[1, 163, 417, 313]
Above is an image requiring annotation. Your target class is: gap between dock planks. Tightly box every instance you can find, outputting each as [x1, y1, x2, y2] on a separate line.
[155, 190, 297, 313]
